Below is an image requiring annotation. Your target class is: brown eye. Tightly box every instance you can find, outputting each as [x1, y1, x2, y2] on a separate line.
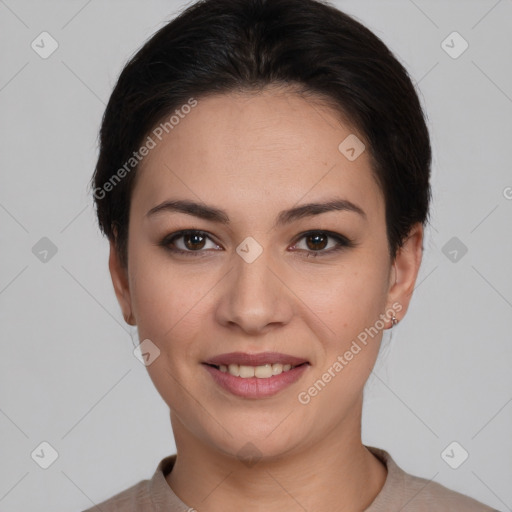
[183, 232, 207, 250]
[305, 232, 329, 251]
[291, 230, 353, 258]
[160, 230, 221, 256]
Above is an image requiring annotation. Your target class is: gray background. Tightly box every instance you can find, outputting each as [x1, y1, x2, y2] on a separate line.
[1, 0, 511, 510]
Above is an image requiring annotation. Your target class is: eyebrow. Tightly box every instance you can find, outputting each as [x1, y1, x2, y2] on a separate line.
[146, 197, 366, 227]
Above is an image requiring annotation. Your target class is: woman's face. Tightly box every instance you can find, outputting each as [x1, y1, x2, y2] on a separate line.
[110, 87, 422, 460]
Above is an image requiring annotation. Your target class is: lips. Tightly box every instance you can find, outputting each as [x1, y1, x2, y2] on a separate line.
[202, 352, 310, 398]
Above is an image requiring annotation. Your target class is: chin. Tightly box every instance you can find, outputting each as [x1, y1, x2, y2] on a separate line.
[203, 416, 307, 461]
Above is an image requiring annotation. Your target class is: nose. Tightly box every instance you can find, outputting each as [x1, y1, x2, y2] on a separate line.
[215, 245, 293, 335]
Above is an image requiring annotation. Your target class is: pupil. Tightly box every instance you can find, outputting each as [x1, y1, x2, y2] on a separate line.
[307, 233, 327, 251]
[186, 233, 205, 250]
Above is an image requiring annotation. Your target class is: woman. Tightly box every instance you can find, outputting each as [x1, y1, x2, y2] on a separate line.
[86, 0, 499, 510]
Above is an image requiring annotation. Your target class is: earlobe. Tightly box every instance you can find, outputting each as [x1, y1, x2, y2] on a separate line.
[108, 239, 136, 326]
[385, 223, 424, 328]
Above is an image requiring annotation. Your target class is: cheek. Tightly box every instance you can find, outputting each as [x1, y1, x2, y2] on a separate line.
[128, 248, 206, 346]
[305, 257, 390, 390]
[128, 253, 207, 408]
[300, 270, 389, 413]
[314, 261, 389, 329]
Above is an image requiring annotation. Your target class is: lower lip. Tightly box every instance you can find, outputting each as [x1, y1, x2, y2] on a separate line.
[202, 363, 309, 399]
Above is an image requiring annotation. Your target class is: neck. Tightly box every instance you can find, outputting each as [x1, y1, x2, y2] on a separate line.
[166, 402, 387, 512]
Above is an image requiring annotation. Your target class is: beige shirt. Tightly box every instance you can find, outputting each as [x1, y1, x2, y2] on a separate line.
[82, 445, 499, 511]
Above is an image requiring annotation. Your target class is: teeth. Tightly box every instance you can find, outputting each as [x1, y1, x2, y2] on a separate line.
[254, 364, 272, 378]
[272, 363, 283, 375]
[228, 364, 239, 376]
[217, 363, 298, 378]
[239, 365, 255, 378]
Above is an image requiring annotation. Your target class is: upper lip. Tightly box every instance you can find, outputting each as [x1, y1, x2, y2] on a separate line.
[204, 352, 309, 367]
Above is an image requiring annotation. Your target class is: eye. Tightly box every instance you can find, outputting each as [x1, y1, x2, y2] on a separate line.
[290, 230, 353, 258]
[159, 229, 354, 258]
[159, 230, 221, 256]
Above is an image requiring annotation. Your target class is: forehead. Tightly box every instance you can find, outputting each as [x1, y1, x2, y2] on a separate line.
[131, 88, 384, 225]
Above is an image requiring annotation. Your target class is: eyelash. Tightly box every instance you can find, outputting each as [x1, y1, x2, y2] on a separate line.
[158, 229, 354, 258]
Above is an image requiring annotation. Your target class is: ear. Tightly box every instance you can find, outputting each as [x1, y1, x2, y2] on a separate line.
[108, 239, 136, 326]
[385, 223, 424, 325]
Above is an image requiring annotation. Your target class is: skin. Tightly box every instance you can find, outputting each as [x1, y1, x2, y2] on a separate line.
[109, 86, 424, 512]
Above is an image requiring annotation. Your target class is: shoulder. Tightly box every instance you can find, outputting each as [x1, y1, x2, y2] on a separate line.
[398, 469, 498, 511]
[81, 479, 151, 512]
[366, 446, 499, 512]
[81, 455, 178, 512]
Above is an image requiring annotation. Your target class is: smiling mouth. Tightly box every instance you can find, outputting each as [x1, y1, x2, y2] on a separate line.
[204, 362, 308, 379]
